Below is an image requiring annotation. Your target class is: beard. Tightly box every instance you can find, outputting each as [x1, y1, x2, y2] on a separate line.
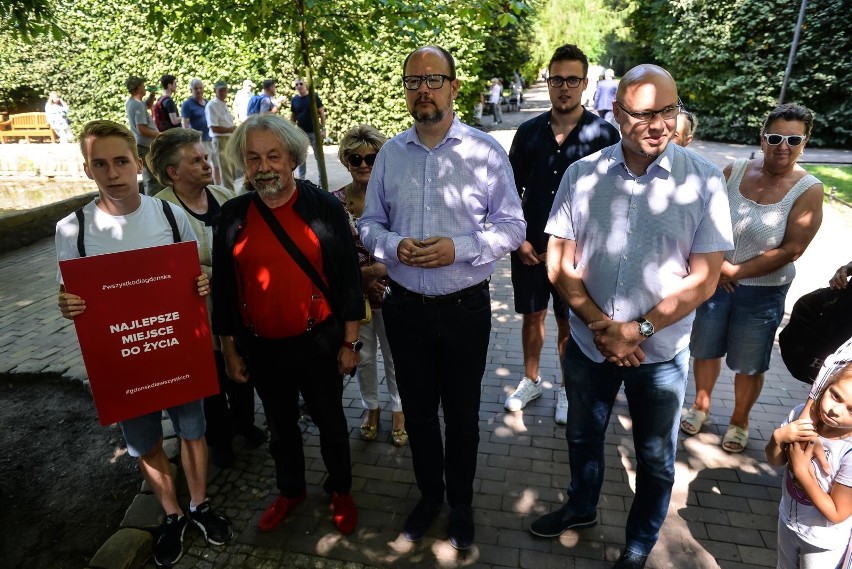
[251, 173, 284, 197]
[410, 97, 446, 125]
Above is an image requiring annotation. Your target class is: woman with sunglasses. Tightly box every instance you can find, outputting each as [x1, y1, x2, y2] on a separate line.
[332, 124, 407, 447]
[681, 103, 824, 453]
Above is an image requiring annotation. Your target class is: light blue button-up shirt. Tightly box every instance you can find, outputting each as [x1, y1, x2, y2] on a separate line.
[359, 116, 525, 296]
[545, 142, 734, 363]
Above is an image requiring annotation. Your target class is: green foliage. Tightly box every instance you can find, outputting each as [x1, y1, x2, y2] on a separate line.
[1, 0, 65, 41]
[609, 0, 851, 148]
[527, 0, 622, 78]
[0, 0, 535, 148]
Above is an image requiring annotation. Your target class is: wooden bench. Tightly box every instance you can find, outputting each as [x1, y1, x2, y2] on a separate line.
[0, 112, 58, 143]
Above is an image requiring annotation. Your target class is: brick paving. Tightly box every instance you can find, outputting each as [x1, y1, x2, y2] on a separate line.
[2, 83, 852, 568]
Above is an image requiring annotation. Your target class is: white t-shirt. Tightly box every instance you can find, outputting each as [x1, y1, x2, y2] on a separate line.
[55, 195, 198, 285]
[779, 404, 852, 548]
[204, 97, 235, 138]
[489, 83, 502, 105]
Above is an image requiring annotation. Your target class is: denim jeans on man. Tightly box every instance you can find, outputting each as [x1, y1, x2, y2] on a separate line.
[381, 283, 491, 508]
[563, 338, 688, 556]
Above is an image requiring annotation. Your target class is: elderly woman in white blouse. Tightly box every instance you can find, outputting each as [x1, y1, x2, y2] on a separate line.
[680, 103, 824, 453]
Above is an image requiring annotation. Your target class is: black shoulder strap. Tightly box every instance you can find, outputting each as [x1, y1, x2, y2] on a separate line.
[159, 199, 181, 243]
[251, 192, 333, 307]
[74, 207, 86, 257]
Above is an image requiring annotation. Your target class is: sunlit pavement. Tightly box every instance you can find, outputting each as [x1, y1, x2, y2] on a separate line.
[2, 83, 852, 568]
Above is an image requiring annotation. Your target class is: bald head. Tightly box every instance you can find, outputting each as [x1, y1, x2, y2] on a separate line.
[616, 64, 677, 100]
[403, 45, 456, 78]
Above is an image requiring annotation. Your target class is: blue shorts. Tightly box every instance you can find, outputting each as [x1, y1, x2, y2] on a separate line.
[119, 399, 206, 457]
[690, 283, 790, 375]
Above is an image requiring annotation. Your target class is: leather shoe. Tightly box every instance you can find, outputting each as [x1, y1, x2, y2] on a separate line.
[236, 425, 266, 449]
[529, 505, 597, 537]
[447, 506, 474, 550]
[257, 491, 306, 532]
[402, 498, 442, 542]
[613, 550, 648, 569]
[209, 445, 235, 468]
[330, 492, 358, 535]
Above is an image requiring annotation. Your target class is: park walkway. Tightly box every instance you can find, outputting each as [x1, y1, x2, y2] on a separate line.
[2, 82, 852, 568]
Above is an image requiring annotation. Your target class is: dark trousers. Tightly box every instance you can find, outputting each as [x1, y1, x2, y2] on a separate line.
[382, 285, 491, 508]
[241, 319, 351, 497]
[204, 350, 259, 449]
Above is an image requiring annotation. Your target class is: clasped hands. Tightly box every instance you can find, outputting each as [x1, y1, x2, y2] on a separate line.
[588, 319, 646, 368]
[397, 237, 455, 268]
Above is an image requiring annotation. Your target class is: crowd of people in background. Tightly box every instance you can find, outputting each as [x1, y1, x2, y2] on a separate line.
[49, 41, 852, 569]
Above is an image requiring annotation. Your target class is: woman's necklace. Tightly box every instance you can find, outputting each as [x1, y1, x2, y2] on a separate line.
[345, 183, 365, 219]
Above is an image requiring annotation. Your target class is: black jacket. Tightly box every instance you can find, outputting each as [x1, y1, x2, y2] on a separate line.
[212, 179, 365, 337]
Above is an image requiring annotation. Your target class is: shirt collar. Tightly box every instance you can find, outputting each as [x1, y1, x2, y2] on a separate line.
[608, 139, 676, 177]
[404, 113, 462, 150]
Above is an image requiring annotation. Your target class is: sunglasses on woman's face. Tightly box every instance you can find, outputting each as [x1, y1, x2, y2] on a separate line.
[764, 133, 805, 147]
[347, 153, 377, 167]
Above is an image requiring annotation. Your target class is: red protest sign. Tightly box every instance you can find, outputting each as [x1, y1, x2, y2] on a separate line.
[59, 241, 219, 425]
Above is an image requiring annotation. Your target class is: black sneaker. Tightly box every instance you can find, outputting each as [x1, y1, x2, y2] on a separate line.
[613, 550, 648, 569]
[189, 501, 234, 546]
[528, 505, 597, 537]
[154, 514, 186, 567]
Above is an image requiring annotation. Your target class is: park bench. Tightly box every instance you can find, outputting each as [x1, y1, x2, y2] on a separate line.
[0, 112, 57, 143]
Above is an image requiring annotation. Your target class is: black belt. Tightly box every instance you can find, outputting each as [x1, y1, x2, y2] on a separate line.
[388, 279, 489, 304]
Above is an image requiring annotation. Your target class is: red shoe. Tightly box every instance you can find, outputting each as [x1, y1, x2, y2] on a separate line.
[330, 492, 358, 535]
[258, 491, 305, 532]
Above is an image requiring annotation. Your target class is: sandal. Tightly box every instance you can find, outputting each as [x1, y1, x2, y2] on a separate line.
[680, 409, 708, 436]
[722, 425, 748, 453]
[391, 429, 408, 447]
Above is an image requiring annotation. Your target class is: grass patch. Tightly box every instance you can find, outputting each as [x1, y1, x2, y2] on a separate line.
[804, 164, 852, 203]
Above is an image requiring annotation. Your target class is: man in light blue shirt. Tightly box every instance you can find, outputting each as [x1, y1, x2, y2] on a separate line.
[531, 65, 734, 569]
[359, 45, 525, 551]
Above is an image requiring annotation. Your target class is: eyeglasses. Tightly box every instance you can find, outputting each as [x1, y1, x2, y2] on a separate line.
[547, 75, 583, 89]
[402, 74, 454, 90]
[347, 153, 377, 168]
[764, 133, 805, 147]
[615, 101, 681, 121]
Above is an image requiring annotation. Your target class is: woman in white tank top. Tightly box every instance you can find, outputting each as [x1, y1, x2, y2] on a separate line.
[680, 103, 824, 453]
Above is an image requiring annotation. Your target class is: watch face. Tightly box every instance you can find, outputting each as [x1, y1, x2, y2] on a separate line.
[639, 321, 654, 336]
[352, 340, 364, 352]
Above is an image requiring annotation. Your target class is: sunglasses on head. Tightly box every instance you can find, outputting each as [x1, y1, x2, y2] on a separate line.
[764, 133, 805, 147]
[347, 153, 377, 167]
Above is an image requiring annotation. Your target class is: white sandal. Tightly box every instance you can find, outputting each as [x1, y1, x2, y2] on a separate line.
[722, 425, 749, 453]
[680, 409, 708, 436]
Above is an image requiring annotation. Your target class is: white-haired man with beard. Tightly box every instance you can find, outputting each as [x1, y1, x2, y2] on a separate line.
[211, 113, 364, 536]
[359, 45, 525, 550]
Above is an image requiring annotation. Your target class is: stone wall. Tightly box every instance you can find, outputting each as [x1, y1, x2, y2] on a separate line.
[0, 192, 96, 253]
[0, 142, 86, 177]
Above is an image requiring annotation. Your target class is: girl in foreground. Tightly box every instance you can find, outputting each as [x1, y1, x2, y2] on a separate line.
[766, 362, 852, 568]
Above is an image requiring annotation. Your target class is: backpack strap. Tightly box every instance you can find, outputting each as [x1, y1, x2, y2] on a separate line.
[74, 207, 86, 257]
[159, 199, 181, 243]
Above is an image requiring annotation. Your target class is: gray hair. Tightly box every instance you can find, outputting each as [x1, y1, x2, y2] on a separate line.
[146, 128, 202, 186]
[338, 124, 387, 166]
[228, 114, 309, 170]
[189, 78, 203, 89]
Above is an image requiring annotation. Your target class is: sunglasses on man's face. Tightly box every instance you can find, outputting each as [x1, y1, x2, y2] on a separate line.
[763, 133, 805, 147]
[347, 153, 377, 168]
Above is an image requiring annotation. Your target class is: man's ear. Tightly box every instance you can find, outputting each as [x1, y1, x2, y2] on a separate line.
[83, 162, 94, 181]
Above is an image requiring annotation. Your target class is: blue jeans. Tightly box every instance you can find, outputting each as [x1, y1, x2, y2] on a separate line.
[296, 131, 319, 179]
[562, 338, 688, 556]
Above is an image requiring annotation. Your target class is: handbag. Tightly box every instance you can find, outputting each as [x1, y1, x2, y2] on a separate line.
[361, 297, 371, 325]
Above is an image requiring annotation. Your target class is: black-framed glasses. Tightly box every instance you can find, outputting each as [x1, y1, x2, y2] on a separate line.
[402, 74, 454, 90]
[764, 133, 805, 147]
[347, 153, 377, 168]
[615, 100, 681, 121]
[547, 75, 583, 89]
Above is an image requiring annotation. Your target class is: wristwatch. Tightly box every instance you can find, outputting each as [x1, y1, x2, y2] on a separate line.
[342, 339, 363, 352]
[636, 317, 655, 338]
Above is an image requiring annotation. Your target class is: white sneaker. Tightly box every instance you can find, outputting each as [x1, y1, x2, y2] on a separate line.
[554, 386, 568, 425]
[504, 376, 543, 411]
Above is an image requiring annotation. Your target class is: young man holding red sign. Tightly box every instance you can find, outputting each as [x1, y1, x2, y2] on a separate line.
[55, 120, 233, 568]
